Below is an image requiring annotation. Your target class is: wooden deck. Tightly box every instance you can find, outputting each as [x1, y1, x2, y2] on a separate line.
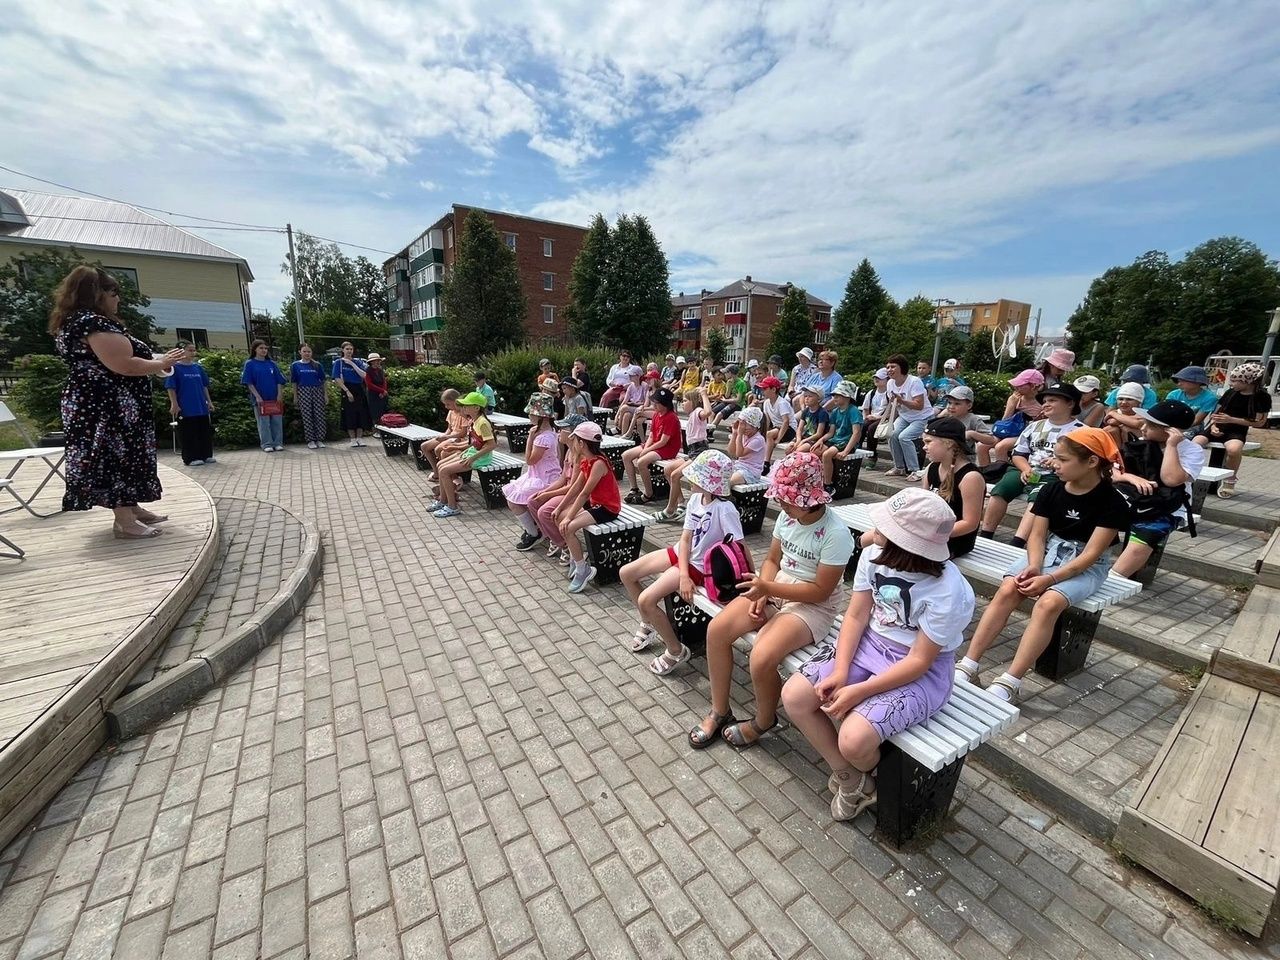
[0, 464, 218, 850]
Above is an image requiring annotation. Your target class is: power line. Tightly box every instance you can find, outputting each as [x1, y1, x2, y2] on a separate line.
[302, 234, 396, 257]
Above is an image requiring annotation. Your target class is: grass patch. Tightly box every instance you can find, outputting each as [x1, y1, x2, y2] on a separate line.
[1196, 895, 1251, 935]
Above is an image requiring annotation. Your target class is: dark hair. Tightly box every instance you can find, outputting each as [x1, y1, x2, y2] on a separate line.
[583, 438, 603, 456]
[473, 369, 487, 380]
[875, 540, 946, 577]
[885, 353, 909, 374]
[250, 339, 269, 355]
[48, 265, 120, 333]
[1058, 436, 1114, 481]
[341, 340, 354, 350]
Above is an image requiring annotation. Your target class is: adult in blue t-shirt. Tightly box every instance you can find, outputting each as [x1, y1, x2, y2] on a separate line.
[331, 341, 372, 445]
[291, 344, 330, 448]
[241, 340, 288, 452]
[165, 342, 216, 465]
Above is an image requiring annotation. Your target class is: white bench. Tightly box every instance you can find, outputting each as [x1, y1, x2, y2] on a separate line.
[830, 502, 1142, 680]
[474, 451, 525, 509]
[0, 480, 24, 559]
[651, 458, 771, 533]
[1193, 464, 1238, 509]
[487, 411, 534, 451]
[584, 504, 656, 585]
[599, 434, 636, 478]
[665, 587, 1017, 846]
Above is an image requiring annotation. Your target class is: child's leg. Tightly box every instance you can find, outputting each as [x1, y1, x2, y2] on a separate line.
[992, 437, 1016, 462]
[420, 438, 440, 471]
[436, 459, 466, 507]
[1224, 439, 1245, 477]
[821, 444, 837, 484]
[960, 576, 1022, 665]
[622, 447, 640, 489]
[1007, 590, 1071, 679]
[730, 470, 746, 487]
[744, 614, 814, 732]
[697, 597, 760, 735]
[981, 495, 1013, 533]
[663, 461, 685, 512]
[1112, 538, 1154, 579]
[620, 549, 672, 610]
[638, 568, 685, 654]
[638, 452, 660, 496]
[780, 673, 847, 771]
[563, 511, 596, 563]
[836, 713, 883, 774]
[536, 496, 567, 544]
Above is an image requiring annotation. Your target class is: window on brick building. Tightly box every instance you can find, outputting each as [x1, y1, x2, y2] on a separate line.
[176, 327, 209, 348]
[543, 272, 554, 291]
[504, 233, 517, 251]
[725, 298, 744, 314]
[707, 305, 717, 316]
[543, 238, 553, 257]
[542, 304, 554, 324]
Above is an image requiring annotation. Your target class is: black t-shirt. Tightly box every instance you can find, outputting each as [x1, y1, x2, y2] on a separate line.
[1031, 477, 1131, 543]
[576, 371, 593, 398]
[1216, 389, 1272, 437]
[926, 461, 980, 557]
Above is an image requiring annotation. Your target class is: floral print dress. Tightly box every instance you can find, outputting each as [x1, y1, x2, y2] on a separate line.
[55, 309, 161, 510]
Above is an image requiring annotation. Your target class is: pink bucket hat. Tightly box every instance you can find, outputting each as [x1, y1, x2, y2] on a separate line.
[683, 450, 733, 497]
[1046, 348, 1075, 372]
[766, 452, 831, 508]
[1009, 369, 1045, 388]
[869, 488, 954, 562]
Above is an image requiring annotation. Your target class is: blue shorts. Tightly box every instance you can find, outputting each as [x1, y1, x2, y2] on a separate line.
[1129, 515, 1183, 549]
[1005, 535, 1112, 606]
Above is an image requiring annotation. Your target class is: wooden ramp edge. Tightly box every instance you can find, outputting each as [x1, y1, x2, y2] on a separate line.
[0, 468, 219, 852]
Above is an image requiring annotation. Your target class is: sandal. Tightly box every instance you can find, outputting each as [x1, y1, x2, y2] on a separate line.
[651, 508, 680, 523]
[628, 624, 656, 652]
[624, 489, 645, 505]
[1217, 479, 1237, 499]
[722, 717, 778, 749]
[689, 710, 735, 750]
[954, 661, 980, 686]
[830, 771, 877, 821]
[986, 677, 1021, 705]
[113, 523, 161, 540]
[649, 644, 691, 676]
[133, 510, 169, 524]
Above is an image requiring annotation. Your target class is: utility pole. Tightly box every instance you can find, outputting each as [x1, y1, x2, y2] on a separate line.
[1088, 340, 1098, 369]
[1260, 306, 1280, 390]
[286, 223, 305, 349]
[741, 277, 756, 366]
[1112, 330, 1124, 376]
[1030, 308, 1042, 352]
[930, 297, 955, 377]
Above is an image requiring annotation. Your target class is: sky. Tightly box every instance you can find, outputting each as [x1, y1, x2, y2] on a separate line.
[3, 0, 1279, 337]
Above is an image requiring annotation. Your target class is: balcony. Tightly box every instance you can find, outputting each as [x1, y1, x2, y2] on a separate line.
[723, 312, 746, 325]
[410, 248, 444, 273]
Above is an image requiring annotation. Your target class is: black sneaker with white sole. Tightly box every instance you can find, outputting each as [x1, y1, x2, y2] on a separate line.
[515, 531, 543, 552]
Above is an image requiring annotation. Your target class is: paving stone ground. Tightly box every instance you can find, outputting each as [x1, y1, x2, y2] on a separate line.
[133, 498, 307, 687]
[0, 445, 1275, 959]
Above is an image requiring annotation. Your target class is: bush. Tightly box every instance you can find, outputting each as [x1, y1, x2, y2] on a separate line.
[477, 345, 622, 412]
[8, 355, 68, 430]
[385, 365, 475, 429]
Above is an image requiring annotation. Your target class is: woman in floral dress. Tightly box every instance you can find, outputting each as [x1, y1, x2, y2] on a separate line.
[52, 266, 184, 539]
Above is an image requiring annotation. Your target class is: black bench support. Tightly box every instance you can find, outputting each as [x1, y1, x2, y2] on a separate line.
[831, 456, 864, 501]
[478, 464, 522, 509]
[585, 524, 647, 585]
[732, 488, 768, 536]
[379, 433, 409, 457]
[505, 423, 532, 451]
[648, 462, 671, 501]
[663, 594, 712, 653]
[875, 743, 965, 847]
[1036, 608, 1102, 679]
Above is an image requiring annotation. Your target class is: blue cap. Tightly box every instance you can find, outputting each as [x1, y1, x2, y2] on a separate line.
[1172, 365, 1209, 385]
[1121, 364, 1150, 384]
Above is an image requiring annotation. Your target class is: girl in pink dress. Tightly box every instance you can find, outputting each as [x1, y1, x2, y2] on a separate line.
[505, 393, 564, 551]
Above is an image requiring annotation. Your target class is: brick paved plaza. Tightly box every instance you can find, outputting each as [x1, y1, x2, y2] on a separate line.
[1, 447, 1277, 959]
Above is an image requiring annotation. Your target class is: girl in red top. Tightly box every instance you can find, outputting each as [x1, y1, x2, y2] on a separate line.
[553, 421, 622, 594]
[622, 388, 682, 503]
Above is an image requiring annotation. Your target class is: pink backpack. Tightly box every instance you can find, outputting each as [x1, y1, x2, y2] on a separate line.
[704, 536, 751, 604]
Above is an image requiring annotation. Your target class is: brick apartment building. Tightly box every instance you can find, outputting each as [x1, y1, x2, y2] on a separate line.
[384, 205, 587, 362]
[937, 299, 1033, 345]
[670, 277, 832, 364]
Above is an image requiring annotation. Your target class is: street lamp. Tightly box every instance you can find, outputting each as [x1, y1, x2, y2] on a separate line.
[741, 277, 757, 365]
[930, 297, 955, 376]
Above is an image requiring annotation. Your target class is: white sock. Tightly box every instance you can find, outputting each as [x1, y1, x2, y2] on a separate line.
[990, 672, 1022, 701]
[517, 513, 539, 536]
[958, 656, 980, 674]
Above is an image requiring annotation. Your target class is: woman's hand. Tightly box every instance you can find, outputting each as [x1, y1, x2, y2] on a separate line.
[154, 348, 185, 373]
[738, 573, 771, 602]
[679, 573, 695, 603]
[820, 683, 866, 720]
[169, 401, 180, 416]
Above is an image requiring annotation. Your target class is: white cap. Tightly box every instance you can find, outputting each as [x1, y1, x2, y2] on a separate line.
[943, 358, 958, 369]
[747, 358, 759, 368]
[675, 356, 686, 364]
[1116, 382, 1145, 402]
[796, 347, 815, 362]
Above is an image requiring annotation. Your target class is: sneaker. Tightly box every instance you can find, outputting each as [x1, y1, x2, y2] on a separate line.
[350, 440, 360, 448]
[274, 446, 285, 452]
[906, 469, 926, 482]
[356, 440, 366, 447]
[204, 456, 216, 463]
[262, 447, 273, 453]
[558, 552, 572, 569]
[830, 771, 876, 821]
[188, 459, 206, 466]
[885, 468, 907, 477]
[308, 441, 318, 449]
[568, 564, 597, 594]
[433, 506, 461, 518]
[316, 442, 326, 448]
[516, 532, 542, 552]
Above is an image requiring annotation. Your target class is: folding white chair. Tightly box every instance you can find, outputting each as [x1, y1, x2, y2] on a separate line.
[0, 401, 66, 519]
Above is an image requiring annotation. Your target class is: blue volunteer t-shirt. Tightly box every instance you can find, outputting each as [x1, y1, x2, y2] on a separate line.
[1166, 387, 1218, 418]
[165, 362, 210, 417]
[241, 358, 285, 401]
[476, 382, 496, 411]
[827, 404, 864, 447]
[332, 357, 368, 385]
[291, 360, 326, 387]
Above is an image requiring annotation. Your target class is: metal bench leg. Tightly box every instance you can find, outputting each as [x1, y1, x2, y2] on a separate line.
[590, 410, 610, 430]
[0, 531, 23, 560]
[875, 743, 965, 847]
[2, 456, 66, 519]
[506, 425, 531, 451]
[585, 526, 646, 585]
[413, 446, 431, 471]
[605, 449, 625, 479]
[731, 488, 767, 535]
[1207, 446, 1226, 469]
[1190, 480, 1211, 515]
[1126, 532, 1166, 587]
[380, 435, 408, 457]
[663, 594, 712, 653]
[844, 538, 864, 581]
[1036, 607, 1101, 680]
[648, 462, 670, 501]
[832, 457, 863, 500]
[479, 468, 520, 509]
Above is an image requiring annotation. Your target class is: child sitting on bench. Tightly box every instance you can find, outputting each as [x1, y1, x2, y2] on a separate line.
[426, 391, 495, 519]
[652, 389, 710, 524]
[956, 428, 1131, 703]
[781, 487, 975, 821]
[420, 388, 468, 477]
[505, 393, 563, 552]
[540, 421, 622, 594]
[620, 451, 746, 676]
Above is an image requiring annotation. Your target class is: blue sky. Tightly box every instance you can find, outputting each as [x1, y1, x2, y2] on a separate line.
[3, 0, 1279, 336]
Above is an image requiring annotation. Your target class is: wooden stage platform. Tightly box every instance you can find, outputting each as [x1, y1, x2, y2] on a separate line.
[0, 464, 218, 850]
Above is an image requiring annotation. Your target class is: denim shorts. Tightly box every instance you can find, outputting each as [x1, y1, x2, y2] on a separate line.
[1005, 534, 1112, 606]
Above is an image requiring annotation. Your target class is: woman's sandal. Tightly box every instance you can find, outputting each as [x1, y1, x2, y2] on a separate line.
[628, 625, 656, 652]
[113, 524, 162, 540]
[649, 644, 691, 676]
[133, 510, 169, 524]
[722, 717, 778, 749]
[689, 710, 735, 750]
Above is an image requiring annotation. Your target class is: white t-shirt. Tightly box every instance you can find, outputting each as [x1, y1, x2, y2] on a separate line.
[763, 396, 794, 430]
[853, 548, 976, 652]
[863, 389, 888, 416]
[887, 376, 932, 422]
[606, 363, 630, 387]
[1013, 418, 1083, 472]
[735, 432, 766, 474]
[772, 508, 855, 582]
[682, 494, 744, 571]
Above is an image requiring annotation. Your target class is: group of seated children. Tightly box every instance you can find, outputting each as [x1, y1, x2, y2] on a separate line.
[419, 389, 496, 519]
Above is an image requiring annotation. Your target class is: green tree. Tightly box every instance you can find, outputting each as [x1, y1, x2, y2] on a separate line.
[1066, 251, 1176, 369]
[704, 326, 730, 365]
[438, 210, 526, 365]
[353, 256, 390, 323]
[566, 213, 611, 344]
[829, 258, 894, 360]
[766, 286, 816, 364]
[280, 233, 385, 320]
[609, 215, 673, 357]
[0, 247, 161, 365]
[1172, 237, 1280, 368]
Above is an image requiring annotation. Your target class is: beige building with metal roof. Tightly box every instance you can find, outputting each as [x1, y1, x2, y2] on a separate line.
[0, 189, 255, 350]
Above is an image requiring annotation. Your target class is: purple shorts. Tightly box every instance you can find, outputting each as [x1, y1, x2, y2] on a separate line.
[799, 629, 954, 743]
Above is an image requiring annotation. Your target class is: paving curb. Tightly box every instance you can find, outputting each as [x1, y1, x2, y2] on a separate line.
[107, 511, 324, 741]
